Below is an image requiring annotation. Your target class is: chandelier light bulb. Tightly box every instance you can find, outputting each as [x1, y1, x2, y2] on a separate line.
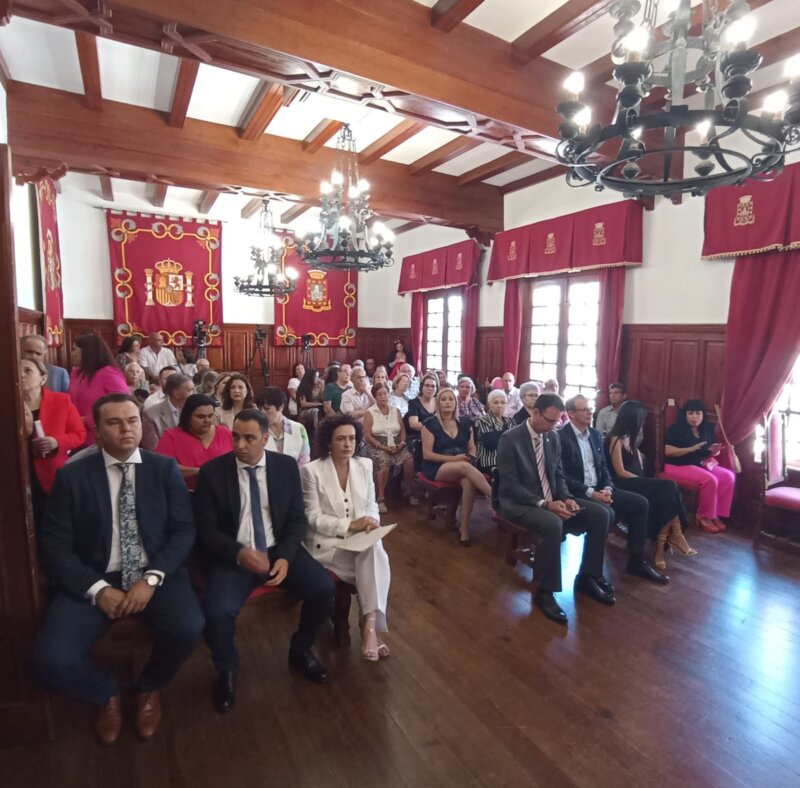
[338, 215, 352, 230]
[762, 89, 789, 115]
[286, 267, 299, 280]
[695, 120, 711, 139]
[574, 106, 592, 129]
[357, 178, 370, 193]
[320, 181, 331, 195]
[630, 126, 642, 140]
[621, 26, 650, 55]
[369, 236, 380, 248]
[725, 16, 755, 48]
[563, 71, 585, 96]
[372, 221, 387, 235]
[331, 169, 344, 187]
[348, 185, 360, 199]
[383, 229, 395, 242]
[785, 54, 800, 80]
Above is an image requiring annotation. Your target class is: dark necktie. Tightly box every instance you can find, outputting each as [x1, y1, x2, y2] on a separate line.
[116, 463, 146, 589]
[245, 466, 268, 553]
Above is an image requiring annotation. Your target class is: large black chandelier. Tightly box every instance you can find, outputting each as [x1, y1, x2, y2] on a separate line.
[297, 124, 394, 272]
[556, 0, 800, 197]
[234, 197, 299, 297]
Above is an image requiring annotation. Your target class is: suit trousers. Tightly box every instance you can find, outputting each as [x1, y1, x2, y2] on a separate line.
[34, 570, 204, 707]
[203, 546, 335, 672]
[499, 499, 611, 592]
[575, 488, 649, 557]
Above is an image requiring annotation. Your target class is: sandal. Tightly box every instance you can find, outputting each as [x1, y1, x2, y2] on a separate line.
[361, 625, 379, 662]
[377, 641, 390, 659]
[378, 500, 388, 514]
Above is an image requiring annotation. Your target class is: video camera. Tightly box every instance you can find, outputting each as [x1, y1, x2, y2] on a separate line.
[192, 319, 209, 348]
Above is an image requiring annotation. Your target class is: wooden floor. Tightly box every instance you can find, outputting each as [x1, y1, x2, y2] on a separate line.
[3, 500, 800, 788]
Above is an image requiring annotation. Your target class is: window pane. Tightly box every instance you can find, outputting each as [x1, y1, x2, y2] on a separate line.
[530, 325, 559, 345]
[533, 283, 562, 307]
[427, 312, 443, 329]
[427, 341, 442, 356]
[532, 305, 560, 326]
[447, 357, 461, 372]
[428, 355, 442, 370]
[428, 297, 444, 313]
[448, 294, 463, 312]
[569, 280, 600, 305]
[427, 326, 443, 343]
[570, 302, 599, 326]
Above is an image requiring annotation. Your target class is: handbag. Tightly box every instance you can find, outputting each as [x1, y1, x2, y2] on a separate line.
[715, 404, 742, 474]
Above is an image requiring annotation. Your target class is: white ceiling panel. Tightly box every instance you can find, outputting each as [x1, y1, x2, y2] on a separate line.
[463, 0, 567, 43]
[380, 127, 462, 164]
[323, 110, 407, 152]
[97, 38, 179, 111]
[433, 141, 510, 176]
[482, 157, 552, 186]
[187, 64, 262, 126]
[0, 17, 83, 94]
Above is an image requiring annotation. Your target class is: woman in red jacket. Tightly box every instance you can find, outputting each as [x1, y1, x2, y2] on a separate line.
[20, 357, 86, 530]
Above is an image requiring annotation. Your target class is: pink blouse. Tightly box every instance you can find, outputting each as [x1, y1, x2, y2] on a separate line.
[69, 365, 129, 445]
[156, 426, 233, 488]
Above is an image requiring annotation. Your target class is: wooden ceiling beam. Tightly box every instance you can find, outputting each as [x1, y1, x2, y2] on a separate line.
[457, 151, 531, 186]
[359, 119, 425, 165]
[302, 119, 344, 154]
[280, 203, 310, 224]
[239, 81, 284, 141]
[500, 165, 566, 195]
[512, 1, 615, 65]
[74, 31, 102, 110]
[168, 59, 200, 128]
[99, 174, 113, 201]
[407, 136, 481, 176]
[241, 197, 263, 219]
[393, 221, 424, 235]
[430, 0, 486, 33]
[151, 182, 167, 207]
[197, 189, 219, 214]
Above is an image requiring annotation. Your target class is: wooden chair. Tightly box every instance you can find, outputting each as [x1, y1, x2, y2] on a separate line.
[490, 468, 537, 569]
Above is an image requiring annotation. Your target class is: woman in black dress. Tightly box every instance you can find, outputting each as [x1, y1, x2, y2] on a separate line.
[606, 400, 695, 571]
[405, 373, 438, 466]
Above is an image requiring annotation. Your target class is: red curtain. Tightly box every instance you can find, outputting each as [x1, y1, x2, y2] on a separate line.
[36, 179, 65, 348]
[461, 283, 479, 377]
[503, 278, 523, 379]
[721, 250, 800, 446]
[410, 291, 424, 373]
[596, 266, 626, 407]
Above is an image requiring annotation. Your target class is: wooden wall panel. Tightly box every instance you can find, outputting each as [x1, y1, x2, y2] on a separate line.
[16, 307, 43, 340]
[476, 327, 504, 386]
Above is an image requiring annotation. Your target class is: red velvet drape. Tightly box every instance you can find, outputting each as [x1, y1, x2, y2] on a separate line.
[461, 283, 480, 377]
[722, 251, 800, 445]
[596, 266, 626, 407]
[503, 278, 523, 379]
[410, 291, 425, 374]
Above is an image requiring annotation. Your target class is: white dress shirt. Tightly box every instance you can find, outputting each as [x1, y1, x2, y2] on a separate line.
[504, 387, 521, 418]
[570, 421, 608, 497]
[236, 452, 276, 550]
[139, 346, 177, 375]
[340, 388, 373, 416]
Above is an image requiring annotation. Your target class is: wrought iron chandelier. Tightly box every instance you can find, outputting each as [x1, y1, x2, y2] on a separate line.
[555, 0, 800, 197]
[297, 124, 395, 272]
[234, 197, 299, 297]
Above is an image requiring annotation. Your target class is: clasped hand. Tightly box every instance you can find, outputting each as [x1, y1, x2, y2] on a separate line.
[591, 489, 613, 504]
[97, 582, 155, 619]
[546, 499, 581, 521]
[237, 547, 289, 586]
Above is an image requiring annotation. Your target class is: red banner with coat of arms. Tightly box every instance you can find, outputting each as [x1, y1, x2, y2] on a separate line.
[273, 239, 357, 347]
[35, 178, 65, 348]
[106, 211, 223, 347]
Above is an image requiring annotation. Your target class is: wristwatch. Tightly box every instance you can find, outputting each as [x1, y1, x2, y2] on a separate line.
[144, 572, 160, 588]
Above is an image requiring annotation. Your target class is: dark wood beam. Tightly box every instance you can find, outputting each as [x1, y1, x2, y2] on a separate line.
[74, 31, 102, 110]
[168, 58, 200, 128]
[500, 165, 566, 194]
[280, 203, 310, 224]
[0, 49, 10, 91]
[151, 182, 167, 207]
[359, 119, 425, 166]
[197, 189, 219, 214]
[239, 81, 284, 141]
[430, 0, 485, 33]
[408, 136, 481, 176]
[393, 221, 424, 235]
[282, 86, 301, 107]
[99, 174, 113, 201]
[457, 151, 531, 186]
[302, 119, 344, 154]
[241, 197, 263, 219]
[512, 1, 615, 65]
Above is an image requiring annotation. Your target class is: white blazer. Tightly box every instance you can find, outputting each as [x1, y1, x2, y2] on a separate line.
[300, 456, 380, 564]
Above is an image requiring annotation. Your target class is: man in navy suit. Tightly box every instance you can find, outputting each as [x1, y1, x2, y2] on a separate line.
[34, 393, 203, 745]
[559, 395, 667, 584]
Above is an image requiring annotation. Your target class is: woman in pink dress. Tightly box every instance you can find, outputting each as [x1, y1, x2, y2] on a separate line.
[156, 394, 233, 488]
[69, 333, 129, 446]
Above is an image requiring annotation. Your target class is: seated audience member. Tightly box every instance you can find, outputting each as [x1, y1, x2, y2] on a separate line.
[607, 400, 694, 571]
[364, 358, 377, 382]
[322, 364, 351, 417]
[496, 394, 614, 626]
[214, 373, 254, 429]
[405, 373, 438, 459]
[257, 387, 310, 466]
[502, 372, 522, 419]
[175, 346, 198, 378]
[372, 365, 389, 388]
[389, 372, 412, 418]
[34, 393, 203, 745]
[69, 333, 129, 446]
[511, 381, 541, 426]
[211, 372, 231, 406]
[192, 356, 211, 385]
[421, 388, 491, 546]
[456, 376, 485, 423]
[286, 362, 305, 417]
[20, 358, 86, 530]
[352, 359, 365, 370]
[663, 399, 735, 534]
[143, 365, 179, 410]
[195, 369, 219, 398]
[156, 394, 233, 488]
[115, 336, 141, 372]
[595, 382, 627, 437]
[301, 414, 391, 662]
[145, 373, 195, 438]
[340, 366, 375, 421]
[559, 396, 667, 584]
[195, 410, 335, 710]
[474, 390, 512, 474]
[124, 362, 146, 395]
[296, 368, 324, 436]
[398, 362, 420, 399]
[139, 332, 178, 384]
[364, 383, 416, 513]
[434, 369, 448, 389]
[20, 334, 71, 393]
[386, 339, 412, 380]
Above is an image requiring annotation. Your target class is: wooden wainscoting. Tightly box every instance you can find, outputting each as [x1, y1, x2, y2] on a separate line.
[476, 326, 504, 386]
[16, 307, 43, 339]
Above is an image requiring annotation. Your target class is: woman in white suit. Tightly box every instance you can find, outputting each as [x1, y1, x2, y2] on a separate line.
[301, 414, 391, 662]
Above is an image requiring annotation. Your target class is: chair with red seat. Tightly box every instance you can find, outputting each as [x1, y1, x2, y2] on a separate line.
[655, 399, 700, 529]
[412, 472, 460, 528]
[490, 468, 537, 569]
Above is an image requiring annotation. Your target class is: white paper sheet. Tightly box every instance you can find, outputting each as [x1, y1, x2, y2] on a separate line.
[335, 523, 397, 552]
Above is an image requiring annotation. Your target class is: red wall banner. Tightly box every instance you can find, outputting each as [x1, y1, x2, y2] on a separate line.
[106, 211, 223, 347]
[35, 178, 65, 348]
[273, 240, 357, 348]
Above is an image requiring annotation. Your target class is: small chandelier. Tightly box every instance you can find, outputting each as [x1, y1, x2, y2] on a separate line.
[234, 197, 299, 297]
[555, 0, 800, 198]
[298, 124, 395, 272]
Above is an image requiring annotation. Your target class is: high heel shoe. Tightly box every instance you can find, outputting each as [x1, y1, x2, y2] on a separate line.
[654, 530, 668, 570]
[378, 500, 388, 514]
[713, 518, 727, 531]
[361, 625, 379, 662]
[377, 641, 390, 659]
[667, 520, 698, 556]
[698, 517, 719, 533]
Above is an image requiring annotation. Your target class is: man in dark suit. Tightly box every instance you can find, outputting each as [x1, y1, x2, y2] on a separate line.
[194, 409, 335, 713]
[559, 395, 668, 584]
[496, 393, 614, 625]
[34, 393, 203, 745]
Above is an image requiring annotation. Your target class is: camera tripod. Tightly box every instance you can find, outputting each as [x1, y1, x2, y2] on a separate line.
[247, 329, 270, 388]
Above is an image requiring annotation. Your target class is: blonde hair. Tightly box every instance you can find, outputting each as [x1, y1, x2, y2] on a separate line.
[434, 387, 458, 423]
[20, 356, 47, 377]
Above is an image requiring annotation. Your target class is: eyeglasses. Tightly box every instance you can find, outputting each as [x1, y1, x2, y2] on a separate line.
[572, 407, 593, 414]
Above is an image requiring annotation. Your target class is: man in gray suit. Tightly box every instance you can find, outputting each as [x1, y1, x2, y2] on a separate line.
[145, 373, 195, 438]
[20, 334, 70, 393]
[496, 393, 614, 625]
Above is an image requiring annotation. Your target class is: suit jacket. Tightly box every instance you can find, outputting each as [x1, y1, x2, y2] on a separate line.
[146, 398, 179, 438]
[300, 456, 379, 565]
[496, 423, 570, 511]
[45, 363, 70, 394]
[558, 422, 614, 498]
[39, 450, 195, 599]
[194, 451, 307, 567]
[33, 387, 87, 492]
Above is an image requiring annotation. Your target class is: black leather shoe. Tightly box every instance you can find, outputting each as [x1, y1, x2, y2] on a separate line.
[595, 576, 616, 594]
[534, 590, 568, 625]
[214, 670, 237, 714]
[574, 575, 616, 605]
[626, 558, 669, 585]
[289, 648, 328, 684]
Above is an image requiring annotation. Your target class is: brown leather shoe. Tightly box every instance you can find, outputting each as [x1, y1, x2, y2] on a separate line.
[135, 691, 162, 740]
[95, 695, 122, 746]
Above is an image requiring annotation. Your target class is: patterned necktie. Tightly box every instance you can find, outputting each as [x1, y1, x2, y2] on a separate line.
[245, 466, 268, 553]
[117, 463, 145, 590]
[533, 435, 553, 502]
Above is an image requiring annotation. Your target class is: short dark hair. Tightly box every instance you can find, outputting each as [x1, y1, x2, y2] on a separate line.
[680, 399, 707, 421]
[178, 394, 216, 432]
[164, 372, 194, 397]
[257, 387, 286, 411]
[93, 393, 139, 427]
[534, 393, 565, 413]
[609, 382, 626, 393]
[233, 408, 269, 435]
[564, 396, 578, 412]
[159, 365, 178, 381]
[315, 413, 363, 459]
[371, 382, 389, 398]
[119, 335, 141, 354]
